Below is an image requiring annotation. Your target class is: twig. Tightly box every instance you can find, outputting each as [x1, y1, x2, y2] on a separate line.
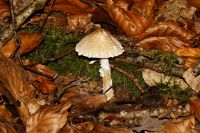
[9, 0, 21, 61]
[0, 0, 48, 47]
[24, 48, 75, 67]
[39, 0, 56, 33]
[110, 63, 144, 93]
[115, 57, 186, 77]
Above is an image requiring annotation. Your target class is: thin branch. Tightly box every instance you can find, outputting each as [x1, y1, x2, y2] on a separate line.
[115, 57, 186, 77]
[110, 63, 144, 93]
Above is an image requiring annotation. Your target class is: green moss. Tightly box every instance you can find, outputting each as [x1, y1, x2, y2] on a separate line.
[156, 81, 190, 102]
[23, 28, 147, 96]
[152, 51, 177, 73]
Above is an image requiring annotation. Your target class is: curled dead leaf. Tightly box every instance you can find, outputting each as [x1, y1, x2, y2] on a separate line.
[26, 101, 71, 133]
[107, 0, 154, 38]
[45, 0, 95, 15]
[1, 33, 44, 57]
[66, 13, 92, 32]
[182, 57, 199, 68]
[0, 52, 35, 102]
[176, 48, 200, 58]
[28, 72, 57, 94]
[0, 0, 10, 21]
[132, 37, 190, 52]
[0, 121, 16, 133]
[187, 0, 200, 8]
[190, 99, 200, 121]
[141, 22, 197, 42]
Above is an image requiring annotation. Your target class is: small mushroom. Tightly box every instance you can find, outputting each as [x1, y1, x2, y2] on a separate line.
[75, 28, 124, 100]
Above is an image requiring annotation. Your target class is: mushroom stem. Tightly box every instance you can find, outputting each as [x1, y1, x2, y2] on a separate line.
[100, 59, 112, 92]
[99, 59, 114, 100]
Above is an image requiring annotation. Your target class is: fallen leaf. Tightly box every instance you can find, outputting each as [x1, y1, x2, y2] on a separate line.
[26, 101, 71, 133]
[141, 22, 197, 42]
[187, 0, 200, 8]
[162, 116, 197, 133]
[28, 72, 57, 94]
[107, 0, 155, 38]
[0, 104, 13, 123]
[156, 0, 197, 22]
[131, 37, 191, 52]
[45, 0, 95, 15]
[190, 99, 200, 121]
[0, 0, 10, 21]
[0, 121, 16, 133]
[141, 69, 188, 90]
[182, 57, 199, 68]
[32, 64, 58, 79]
[176, 48, 200, 57]
[1, 32, 44, 57]
[183, 68, 200, 93]
[66, 13, 92, 32]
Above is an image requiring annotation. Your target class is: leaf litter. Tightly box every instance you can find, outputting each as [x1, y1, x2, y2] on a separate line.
[0, 0, 200, 132]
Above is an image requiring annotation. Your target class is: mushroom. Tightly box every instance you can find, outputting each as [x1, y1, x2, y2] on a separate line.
[75, 28, 124, 100]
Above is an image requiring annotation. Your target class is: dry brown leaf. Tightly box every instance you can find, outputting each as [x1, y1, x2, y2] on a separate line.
[176, 48, 200, 57]
[0, 121, 16, 133]
[48, 0, 91, 9]
[131, 0, 156, 17]
[107, 0, 155, 38]
[141, 22, 197, 42]
[95, 124, 133, 133]
[187, 0, 200, 8]
[32, 64, 58, 79]
[183, 68, 200, 93]
[69, 94, 107, 116]
[182, 57, 199, 68]
[131, 37, 190, 52]
[190, 99, 200, 121]
[162, 116, 197, 133]
[45, 0, 95, 15]
[26, 101, 71, 133]
[0, 52, 34, 102]
[0, 0, 10, 21]
[66, 14, 92, 32]
[0, 52, 36, 123]
[0, 104, 13, 123]
[156, 0, 197, 22]
[27, 71, 57, 94]
[1, 32, 44, 57]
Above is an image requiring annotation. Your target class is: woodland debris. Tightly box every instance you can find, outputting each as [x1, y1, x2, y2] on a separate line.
[115, 57, 186, 77]
[107, 0, 155, 38]
[75, 28, 124, 100]
[26, 102, 71, 133]
[0, 0, 48, 47]
[1, 32, 45, 57]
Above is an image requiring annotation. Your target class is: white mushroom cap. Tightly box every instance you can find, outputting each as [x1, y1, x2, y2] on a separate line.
[75, 28, 124, 58]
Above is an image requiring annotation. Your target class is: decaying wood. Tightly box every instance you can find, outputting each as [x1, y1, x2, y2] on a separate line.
[115, 57, 186, 77]
[0, 0, 48, 47]
[98, 105, 191, 127]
